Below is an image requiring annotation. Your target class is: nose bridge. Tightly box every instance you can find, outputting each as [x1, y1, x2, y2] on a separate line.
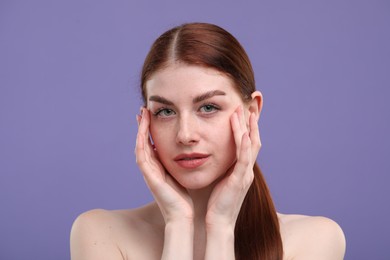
[176, 112, 199, 145]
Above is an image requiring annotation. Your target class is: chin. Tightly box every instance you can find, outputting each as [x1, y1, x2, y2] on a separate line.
[180, 181, 213, 190]
[175, 176, 215, 190]
[172, 168, 227, 191]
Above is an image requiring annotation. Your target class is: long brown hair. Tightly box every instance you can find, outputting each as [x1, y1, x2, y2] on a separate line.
[140, 22, 283, 260]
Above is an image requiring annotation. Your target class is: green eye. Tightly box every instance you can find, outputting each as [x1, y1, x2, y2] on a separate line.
[200, 104, 220, 113]
[155, 108, 175, 117]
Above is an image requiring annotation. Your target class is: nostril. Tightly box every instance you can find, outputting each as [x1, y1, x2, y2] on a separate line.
[176, 117, 200, 145]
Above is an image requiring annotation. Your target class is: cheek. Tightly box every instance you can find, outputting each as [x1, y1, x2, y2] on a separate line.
[208, 115, 235, 148]
[149, 120, 173, 153]
[149, 120, 163, 147]
[149, 121, 158, 144]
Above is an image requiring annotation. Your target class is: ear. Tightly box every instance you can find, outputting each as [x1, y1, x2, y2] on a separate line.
[247, 90, 263, 122]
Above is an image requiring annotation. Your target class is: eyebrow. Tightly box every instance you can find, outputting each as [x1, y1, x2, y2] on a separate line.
[193, 90, 226, 103]
[148, 95, 174, 105]
[149, 90, 226, 105]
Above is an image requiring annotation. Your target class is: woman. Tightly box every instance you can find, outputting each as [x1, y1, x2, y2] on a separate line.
[70, 23, 346, 260]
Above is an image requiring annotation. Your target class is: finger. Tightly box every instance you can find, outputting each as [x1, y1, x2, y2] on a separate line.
[142, 109, 156, 157]
[135, 114, 159, 186]
[249, 112, 261, 159]
[230, 111, 242, 158]
[138, 108, 149, 137]
[238, 105, 246, 132]
[232, 132, 253, 184]
[135, 124, 147, 165]
[135, 115, 141, 154]
[140, 109, 161, 169]
[136, 109, 152, 164]
[136, 114, 141, 127]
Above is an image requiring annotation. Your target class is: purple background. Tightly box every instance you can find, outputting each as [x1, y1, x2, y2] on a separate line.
[1, 0, 389, 259]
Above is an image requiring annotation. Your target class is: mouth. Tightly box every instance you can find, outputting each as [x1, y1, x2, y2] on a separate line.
[174, 153, 210, 169]
[174, 153, 209, 160]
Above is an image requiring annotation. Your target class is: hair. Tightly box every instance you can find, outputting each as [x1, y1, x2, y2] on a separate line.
[140, 22, 283, 260]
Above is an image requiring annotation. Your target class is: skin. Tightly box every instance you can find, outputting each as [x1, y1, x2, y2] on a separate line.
[70, 64, 346, 260]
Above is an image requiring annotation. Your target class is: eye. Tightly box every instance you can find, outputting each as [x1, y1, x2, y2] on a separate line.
[199, 104, 220, 114]
[154, 108, 176, 118]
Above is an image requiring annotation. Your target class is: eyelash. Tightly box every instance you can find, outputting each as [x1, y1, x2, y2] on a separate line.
[153, 107, 175, 117]
[153, 103, 221, 117]
[199, 103, 220, 114]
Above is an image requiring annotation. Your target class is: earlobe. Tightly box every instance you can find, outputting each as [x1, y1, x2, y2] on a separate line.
[249, 91, 263, 121]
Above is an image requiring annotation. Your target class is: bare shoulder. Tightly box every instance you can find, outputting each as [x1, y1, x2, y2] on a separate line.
[70, 203, 164, 260]
[278, 213, 346, 260]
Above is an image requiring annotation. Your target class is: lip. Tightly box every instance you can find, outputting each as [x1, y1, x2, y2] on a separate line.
[174, 153, 210, 169]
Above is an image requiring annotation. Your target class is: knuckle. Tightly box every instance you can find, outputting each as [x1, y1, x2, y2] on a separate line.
[239, 156, 250, 166]
[135, 157, 146, 166]
[250, 137, 260, 148]
[229, 174, 240, 185]
[135, 157, 141, 165]
[245, 176, 254, 187]
[237, 159, 249, 170]
[243, 172, 254, 186]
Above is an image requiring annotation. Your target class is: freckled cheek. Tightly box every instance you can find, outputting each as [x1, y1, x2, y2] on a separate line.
[207, 115, 235, 146]
[149, 120, 174, 151]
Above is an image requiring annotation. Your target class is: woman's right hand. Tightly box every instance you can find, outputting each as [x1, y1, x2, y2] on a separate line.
[135, 108, 194, 224]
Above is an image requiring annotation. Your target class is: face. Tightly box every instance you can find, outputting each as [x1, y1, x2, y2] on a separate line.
[145, 63, 247, 190]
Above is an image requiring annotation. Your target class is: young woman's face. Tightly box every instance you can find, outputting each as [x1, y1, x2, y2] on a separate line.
[145, 64, 247, 190]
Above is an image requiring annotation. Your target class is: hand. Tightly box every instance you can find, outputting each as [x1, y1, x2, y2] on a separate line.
[135, 108, 194, 224]
[205, 106, 261, 229]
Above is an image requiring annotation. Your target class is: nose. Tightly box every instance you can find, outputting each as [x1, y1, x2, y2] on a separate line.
[175, 114, 200, 146]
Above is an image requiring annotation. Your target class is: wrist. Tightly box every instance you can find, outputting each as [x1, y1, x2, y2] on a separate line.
[206, 216, 236, 235]
[206, 221, 234, 243]
[162, 219, 194, 260]
[165, 213, 194, 225]
[204, 225, 235, 260]
[206, 223, 235, 238]
[165, 219, 194, 231]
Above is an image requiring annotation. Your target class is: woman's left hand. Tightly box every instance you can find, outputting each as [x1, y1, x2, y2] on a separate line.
[205, 105, 261, 230]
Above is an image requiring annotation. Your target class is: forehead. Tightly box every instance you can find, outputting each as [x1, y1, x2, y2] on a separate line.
[145, 64, 240, 100]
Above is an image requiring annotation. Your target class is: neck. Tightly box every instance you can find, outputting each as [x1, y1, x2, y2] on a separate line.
[187, 184, 216, 260]
[187, 183, 215, 223]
